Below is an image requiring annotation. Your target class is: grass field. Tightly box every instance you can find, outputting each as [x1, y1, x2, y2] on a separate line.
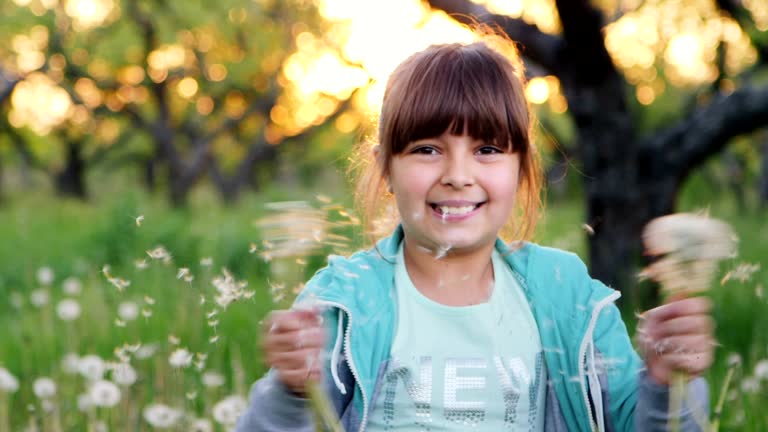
[0, 177, 766, 431]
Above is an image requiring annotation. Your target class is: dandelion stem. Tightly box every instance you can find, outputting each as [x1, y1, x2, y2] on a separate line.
[306, 382, 343, 432]
[0, 393, 9, 432]
[668, 369, 686, 432]
[711, 363, 737, 432]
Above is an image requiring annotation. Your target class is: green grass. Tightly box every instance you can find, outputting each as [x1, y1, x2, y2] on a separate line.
[0, 178, 767, 430]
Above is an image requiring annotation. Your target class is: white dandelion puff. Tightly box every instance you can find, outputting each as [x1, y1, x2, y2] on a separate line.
[77, 393, 94, 412]
[168, 348, 193, 368]
[61, 353, 80, 375]
[202, 371, 225, 388]
[754, 360, 768, 380]
[118, 301, 139, 321]
[36, 267, 55, 286]
[56, 299, 81, 321]
[134, 344, 158, 360]
[62, 277, 82, 295]
[190, 418, 213, 432]
[89, 380, 121, 407]
[212, 395, 247, 427]
[30, 289, 49, 308]
[111, 363, 137, 386]
[0, 367, 19, 393]
[78, 355, 105, 381]
[142, 403, 182, 428]
[33, 377, 56, 399]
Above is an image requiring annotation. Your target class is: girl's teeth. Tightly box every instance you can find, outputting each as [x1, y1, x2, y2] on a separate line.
[439, 205, 476, 215]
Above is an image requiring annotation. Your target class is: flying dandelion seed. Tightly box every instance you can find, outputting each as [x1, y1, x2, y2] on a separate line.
[249, 243, 258, 253]
[209, 335, 220, 344]
[0, 367, 19, 393]
[315, 194, 332, 203]
[721, 262, 761, 284]
[142, 309, 153, 318]
[146, 246, 172, 262]
[135, 259, 149, 270]
[200, 295, 206, 305]
[62, 277, 82, 296]
[186, 391, 198, 400]
[36, 266, 55, 286]
[135, 215, 144, 226]
[176, 268, 190, 279]
[168, 335, 180, 345]
[143, 403, 183, 428]
[212, 395, 247, 428]
[144, 296, 155, 305]
[581, 223, 595, 236]
[32, 377, 56, 399]
[89, 380, 121, 407]
[200, 257, 213, 266]
[78, 355, 106, 381]
[169, 348, 193, 368]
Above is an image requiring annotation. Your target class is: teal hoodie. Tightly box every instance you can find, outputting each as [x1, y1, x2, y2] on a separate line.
[236, 227, 708, 432]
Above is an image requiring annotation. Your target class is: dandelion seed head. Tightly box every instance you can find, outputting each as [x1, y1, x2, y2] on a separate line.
[190, 418, 213, 432]
[56, 298, 81, 321]
[89, 380, 121, 407]
[740, 376, 760, 393]
[32, 377, 56, 399]
[754, 359, 768, 380]
[77, 393, 94, 412]
[36, 266, 54, 286]
[142, 403, 182, 428]
[0, 367, 19, 393]
[212, 395, 247, 427]
[118, 301, 139, 321]
[62, 277, 82, 296]
[727, 353, 742, 367]
[202, 371, 225, 388]
[79, 355, 106, 381]
[135, 344, 158, 360]
[168, 348, 193, 368]
[61, 353, 80, 375]
[111, 363, 137, 386]
[30, 289, 49, 308]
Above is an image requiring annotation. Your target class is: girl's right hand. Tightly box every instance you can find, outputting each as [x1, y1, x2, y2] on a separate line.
[262, 308, 326, 395]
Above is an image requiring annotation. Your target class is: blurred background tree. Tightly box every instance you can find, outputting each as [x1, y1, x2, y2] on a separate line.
[1, 0, 767, 300]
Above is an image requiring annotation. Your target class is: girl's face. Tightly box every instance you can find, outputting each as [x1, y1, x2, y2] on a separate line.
[389, 130, 521, 255]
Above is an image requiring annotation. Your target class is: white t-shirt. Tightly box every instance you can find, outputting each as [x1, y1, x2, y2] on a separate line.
[366, 245, 547, 431]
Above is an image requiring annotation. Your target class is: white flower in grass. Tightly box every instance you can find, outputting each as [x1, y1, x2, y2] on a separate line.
[142, 403, 182, 428]
[168, 348, 193, 368]
[78, 355, 105, 381]
[0, 367, 19, 393]
[33, 377, 56, 399]
[62, 277, 82, 296]
[77, 393, 94, 412]
[741, 376, 760, 393]
[202, 371, 225, 388]
[212, 395, 247, 427]
[118, 302, 139, 321]
[36, 267, 54, 285]
[30, 289, 49, 307]
[190, 418, 213, 432]
[56, 299, 81, 321]
[135, 344, 158, 360]
[89, 380, 121, 407]
[111, 363, 137, 386]
[754, 360, 768, 380]
[61, 353, 80, 375]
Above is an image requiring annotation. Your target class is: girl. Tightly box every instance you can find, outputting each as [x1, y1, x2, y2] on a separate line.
[236, 34, 713, 432]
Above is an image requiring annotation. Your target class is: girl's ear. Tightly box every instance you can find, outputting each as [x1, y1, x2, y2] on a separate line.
[371, 144, 381, 159]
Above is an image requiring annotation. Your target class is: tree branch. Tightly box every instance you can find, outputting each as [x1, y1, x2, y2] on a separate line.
[643, 86, 768, 177]
[425, 0, 563, 74]
[715, 0, 768, 65]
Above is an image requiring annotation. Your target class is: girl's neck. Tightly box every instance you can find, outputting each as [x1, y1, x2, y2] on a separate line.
[402, 239, 495, 307]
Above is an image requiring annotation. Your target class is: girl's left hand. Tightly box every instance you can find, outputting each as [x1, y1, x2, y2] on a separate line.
[636, 296, 715, 385]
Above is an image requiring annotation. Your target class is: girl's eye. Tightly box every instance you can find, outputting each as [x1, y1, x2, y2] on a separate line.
[477, 146, 504, 155]
[412, 146, 438, 155]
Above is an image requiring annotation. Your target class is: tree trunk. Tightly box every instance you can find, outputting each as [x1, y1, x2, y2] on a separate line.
[54, 141, 87, 199]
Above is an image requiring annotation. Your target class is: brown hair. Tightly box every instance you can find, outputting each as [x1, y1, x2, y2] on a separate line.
[351, 32, 543, 244]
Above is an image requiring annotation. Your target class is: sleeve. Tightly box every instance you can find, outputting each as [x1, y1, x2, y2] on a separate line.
[591, 289, 710, 432]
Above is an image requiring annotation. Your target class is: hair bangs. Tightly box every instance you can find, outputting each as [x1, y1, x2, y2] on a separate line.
[387, 44, 529, 154]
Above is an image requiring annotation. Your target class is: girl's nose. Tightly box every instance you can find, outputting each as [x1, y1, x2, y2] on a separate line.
[440, 156, 475, 189]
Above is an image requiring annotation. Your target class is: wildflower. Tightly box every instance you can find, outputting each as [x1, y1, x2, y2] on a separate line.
[78, 355, 105, 381]
[142, 403, 182, 428]
[111, 363, 137, 386]
[0, 367, 19, 393]
[33, 377, 56, 399]
[202, 371, 225, 388]
[56, 299, 81, 321]
[168, 348, 193, 368]
[30, 289, 49, 307]
[62, 277, 82, 295]
[212, 395, 247, 427]
[754, 360, 768, 380]
[36, 267, 54, 285]
[190, 418, 213, 432]
[118, 301, 139, 321]
[89, 380, 121, 407]
[61, 353, 80, 375]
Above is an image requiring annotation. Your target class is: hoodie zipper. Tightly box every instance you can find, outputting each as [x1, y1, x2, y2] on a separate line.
[317, 300, 369, 432]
